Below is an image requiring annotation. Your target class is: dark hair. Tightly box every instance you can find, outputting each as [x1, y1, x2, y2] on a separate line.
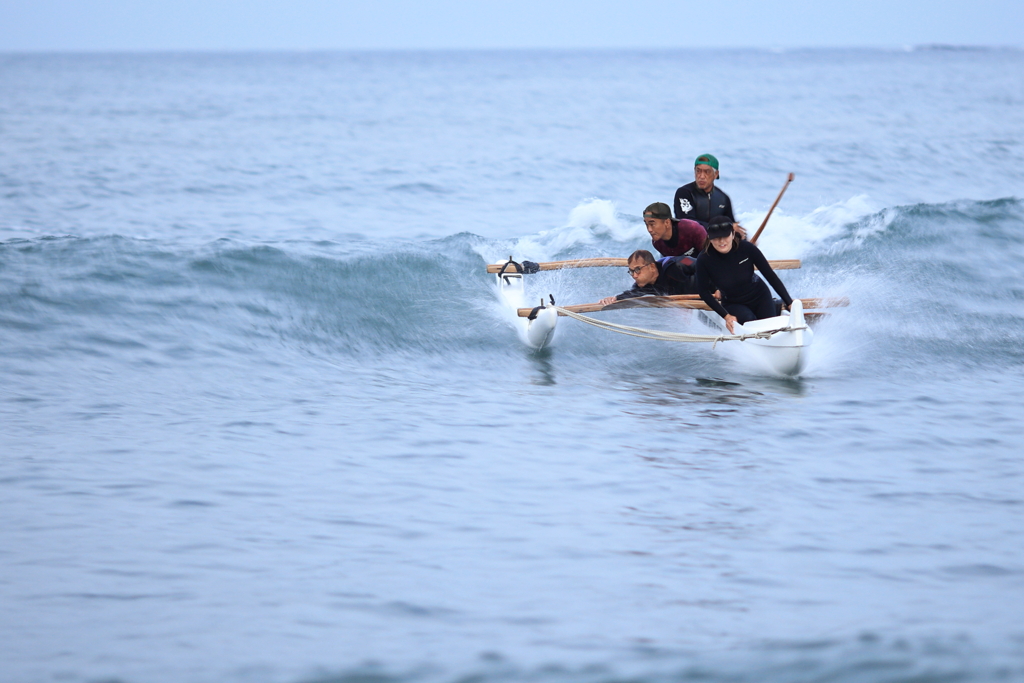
[627, 249, 655, 265]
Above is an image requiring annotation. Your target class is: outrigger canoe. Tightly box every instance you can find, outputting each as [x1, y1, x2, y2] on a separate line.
[491, 256, 844, 377]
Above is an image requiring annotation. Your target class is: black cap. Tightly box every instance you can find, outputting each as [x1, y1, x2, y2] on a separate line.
[706, 216, 734, 239]
[642, 202, 672, 220]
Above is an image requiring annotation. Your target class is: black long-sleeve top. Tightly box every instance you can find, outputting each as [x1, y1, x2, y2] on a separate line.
[615, 257, 698, 300]
[695, 241, 792, 318]
[673, 181, 735, 226]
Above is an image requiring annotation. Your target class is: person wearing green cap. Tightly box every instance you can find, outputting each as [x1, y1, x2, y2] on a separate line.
[673, 154, 740, 236]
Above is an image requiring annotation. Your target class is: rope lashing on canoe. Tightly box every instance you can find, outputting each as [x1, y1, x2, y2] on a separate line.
[552, 306, 797, 346]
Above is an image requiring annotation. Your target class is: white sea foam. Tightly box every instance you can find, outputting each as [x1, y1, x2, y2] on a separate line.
[472, 198, 643, 266]
[478, 194, 886, 266]
[738, 194, 883, 260]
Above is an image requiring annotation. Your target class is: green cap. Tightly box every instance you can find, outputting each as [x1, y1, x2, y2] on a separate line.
[694, 153, 719, 170]
[643, 202, 672, 220]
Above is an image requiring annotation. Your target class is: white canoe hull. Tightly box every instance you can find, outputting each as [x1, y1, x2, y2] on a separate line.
[495, 263, 557, 349]
[699, 299, 813, 376]
[491, 259, 811, 371]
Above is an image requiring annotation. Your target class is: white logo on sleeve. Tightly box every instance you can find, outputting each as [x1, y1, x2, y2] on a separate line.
[678, 198, 693, 214]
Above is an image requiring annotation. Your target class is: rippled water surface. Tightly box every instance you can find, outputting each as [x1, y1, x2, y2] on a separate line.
[2, 49, 1024, 683]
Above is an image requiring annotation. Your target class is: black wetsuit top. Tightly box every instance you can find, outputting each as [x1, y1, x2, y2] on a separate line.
[673, 181, 735, 227]
[695, 241, 792, 319]
[615, 257, 698, 300]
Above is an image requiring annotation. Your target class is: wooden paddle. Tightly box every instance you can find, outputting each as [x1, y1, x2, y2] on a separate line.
[750, 173, 794, 245]
[487, 257, 801, 273]
[517, 295, 849, 317]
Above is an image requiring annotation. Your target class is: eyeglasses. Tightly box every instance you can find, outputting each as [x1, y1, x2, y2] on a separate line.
[628, 264, 649, 276]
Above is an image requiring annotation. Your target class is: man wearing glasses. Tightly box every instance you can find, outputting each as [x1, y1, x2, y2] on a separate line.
[598, 250, 697, 306]
[673, 153, 743, 238]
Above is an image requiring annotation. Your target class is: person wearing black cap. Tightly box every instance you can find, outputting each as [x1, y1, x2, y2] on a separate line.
[696, 216, 793, 334]
[598, 249, 697, 306]
[674, 154, 743, 238]
[643, 202, 707, 258]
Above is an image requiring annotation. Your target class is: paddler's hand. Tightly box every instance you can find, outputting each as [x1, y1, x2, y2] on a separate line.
[724, 314, 738, 334]
[599, 296, 617, 306]
[734, 224, 748, 240]
[713, 290, 722, 299]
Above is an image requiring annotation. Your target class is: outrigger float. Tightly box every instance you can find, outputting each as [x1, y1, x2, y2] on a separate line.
[493, 258, 559, 349]
[489, 256, 848, 377]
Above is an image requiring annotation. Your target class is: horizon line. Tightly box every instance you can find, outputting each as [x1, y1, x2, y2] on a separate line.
[1, 44, 1019, 55]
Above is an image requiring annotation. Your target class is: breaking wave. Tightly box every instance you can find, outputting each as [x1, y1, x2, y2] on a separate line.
[2, 197, 1022, 371]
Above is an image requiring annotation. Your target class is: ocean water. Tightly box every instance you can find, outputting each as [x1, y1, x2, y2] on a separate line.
[2, 49, 1024, 683]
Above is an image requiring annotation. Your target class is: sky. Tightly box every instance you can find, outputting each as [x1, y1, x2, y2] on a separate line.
[0, 0, 1021, 51]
